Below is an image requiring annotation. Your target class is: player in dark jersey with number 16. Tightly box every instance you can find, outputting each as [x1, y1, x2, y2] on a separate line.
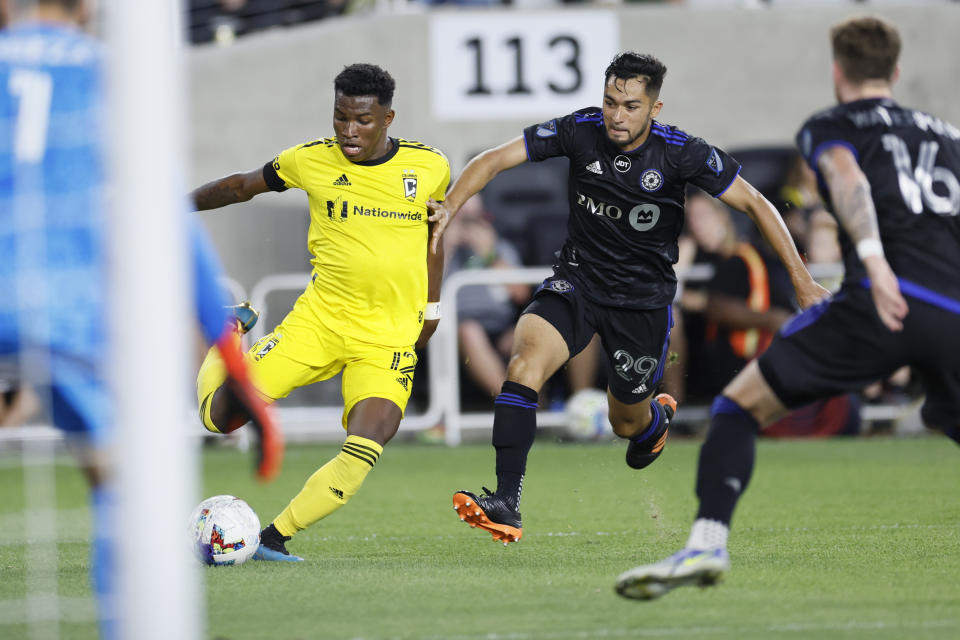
[616, 16, 960, 601]
[427, 52, 828, 545]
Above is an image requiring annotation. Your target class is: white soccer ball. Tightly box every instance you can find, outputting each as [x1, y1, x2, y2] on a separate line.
[564, 388, 611, 441]
[189, 495, 260, 566]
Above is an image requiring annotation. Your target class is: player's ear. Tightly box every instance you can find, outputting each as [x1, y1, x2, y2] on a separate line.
[832, 60, 843, 87]
[650, 100, 663, 119]
[383, 109, 395, 128]
[890, 65, 900, 87]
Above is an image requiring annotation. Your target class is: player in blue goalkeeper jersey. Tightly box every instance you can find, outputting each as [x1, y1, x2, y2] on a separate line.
[0, 1, 279, 635]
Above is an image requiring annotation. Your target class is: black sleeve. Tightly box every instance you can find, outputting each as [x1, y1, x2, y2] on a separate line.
[522, 112, 579, 162]
[796, 114, 856, 173]
[678, 137, 742, 198]
[262, 159, 288, 192]
[707, 255, 750, 300]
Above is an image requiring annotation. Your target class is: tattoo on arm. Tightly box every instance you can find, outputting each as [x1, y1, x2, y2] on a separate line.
[192, 174, 252, 211]
[834, 179, 880, 244]
[821, 151, 880, 245]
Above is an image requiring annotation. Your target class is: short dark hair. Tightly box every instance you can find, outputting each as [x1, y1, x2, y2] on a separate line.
[831, 16, 901, 84]
[334, 63, 396, 107]
[604, 52, 667, 97]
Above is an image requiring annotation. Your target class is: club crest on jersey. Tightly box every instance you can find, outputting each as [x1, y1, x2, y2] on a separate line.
[536, 120, 558, 138]
[640, 169, 663, 192]
[402, 169, 418, 201]
[706, 148, 724, 176]
[546, 279, 573, 293]
[614, 155, 632, 172]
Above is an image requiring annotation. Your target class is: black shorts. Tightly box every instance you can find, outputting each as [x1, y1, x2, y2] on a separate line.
[758, 283, 960, 428]
[524, 269, 673, 404]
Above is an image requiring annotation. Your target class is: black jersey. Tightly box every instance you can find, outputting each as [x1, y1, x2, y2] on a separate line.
[523, 108, 741, 309]
[797, 98, 960, 299]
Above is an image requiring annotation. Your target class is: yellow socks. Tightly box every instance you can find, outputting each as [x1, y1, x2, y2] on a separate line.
[273, 435, 383, 537]
[197, 345, 227, 433]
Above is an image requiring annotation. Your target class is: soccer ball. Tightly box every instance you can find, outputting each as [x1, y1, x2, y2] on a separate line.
[564, 388, 611, 441]
[189, 495, 260, 566]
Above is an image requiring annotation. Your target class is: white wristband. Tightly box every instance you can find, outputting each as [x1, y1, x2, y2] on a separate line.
[856, 238, 884, 261]
[424, 302, 441, 321]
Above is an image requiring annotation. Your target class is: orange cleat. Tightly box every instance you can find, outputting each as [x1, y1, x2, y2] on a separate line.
[453, 488, 522, 545]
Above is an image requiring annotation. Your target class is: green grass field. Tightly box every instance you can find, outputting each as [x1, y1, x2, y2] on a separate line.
[2, 436, 959, 639]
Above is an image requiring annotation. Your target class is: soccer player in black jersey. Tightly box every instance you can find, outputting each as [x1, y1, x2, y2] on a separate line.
[427, 52, 828, 545]
[616, 16, 960, 601]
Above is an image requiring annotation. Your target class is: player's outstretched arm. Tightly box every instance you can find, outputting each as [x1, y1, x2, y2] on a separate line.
[417, 230, 445, 349]
[818, 146, 908, 331]
[192, 167, 271, 211]
[427, 136, 528, 252]
[719, 176, 830, 309]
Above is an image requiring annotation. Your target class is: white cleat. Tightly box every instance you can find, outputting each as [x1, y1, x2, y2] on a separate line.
[615, 547, 730, 601]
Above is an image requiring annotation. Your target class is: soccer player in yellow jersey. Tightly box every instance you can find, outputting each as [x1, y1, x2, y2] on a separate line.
[190, 64, 450, 561]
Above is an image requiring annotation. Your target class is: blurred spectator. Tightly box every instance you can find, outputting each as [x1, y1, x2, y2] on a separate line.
[694, 202, 860, 437]
[445, 195, 530, 400]
[779, 151, 841, 267]
[671, 191, 739, 404]
[701, 238, 795, 397]
[189, 0, 343, 45]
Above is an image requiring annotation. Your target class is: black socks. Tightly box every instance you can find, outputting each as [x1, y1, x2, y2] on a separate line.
[695, 396, 760, 526]
[491, 381, 538, 508]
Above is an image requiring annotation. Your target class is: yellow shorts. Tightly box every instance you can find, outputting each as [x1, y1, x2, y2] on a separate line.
[248, 284, 418, 429]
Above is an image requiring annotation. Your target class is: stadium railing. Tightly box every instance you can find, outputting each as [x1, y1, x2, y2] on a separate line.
[242, 262, 915, 445]
[0, 266, 917, 446]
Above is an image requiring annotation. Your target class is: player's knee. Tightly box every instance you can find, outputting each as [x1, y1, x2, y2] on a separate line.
[505, 353, 548, 391]
[202, 387, 248, 434]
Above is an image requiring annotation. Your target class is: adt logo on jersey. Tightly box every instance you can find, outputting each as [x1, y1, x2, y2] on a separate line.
[614, 155, 632, 172]
[536, 120, 558, 138]
[402, 169, 418, 201]
[640, 169, 663, 192]
[706, 148, 724, 176]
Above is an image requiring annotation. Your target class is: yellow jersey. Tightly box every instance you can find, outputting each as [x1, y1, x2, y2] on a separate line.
[265, 137, 450, 347]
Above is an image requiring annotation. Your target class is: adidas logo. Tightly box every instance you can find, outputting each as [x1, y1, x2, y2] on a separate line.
[333, 174, 351, 186]
[585, 161, 602, 175]
[329, 486, 344, 500]
[396, 376, 409, 391]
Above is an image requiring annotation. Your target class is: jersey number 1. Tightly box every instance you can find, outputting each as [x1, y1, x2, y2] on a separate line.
[9, 69, 53, 164]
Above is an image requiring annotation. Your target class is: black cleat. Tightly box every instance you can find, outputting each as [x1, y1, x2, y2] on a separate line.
[253, 524, 303, 562]
[625, 393, 675, 470]
[452, 487, 523, 545]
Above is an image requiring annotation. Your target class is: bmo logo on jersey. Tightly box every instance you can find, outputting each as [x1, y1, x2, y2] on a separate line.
[628, 203, 661, 231]
[576, 192, 660, 231]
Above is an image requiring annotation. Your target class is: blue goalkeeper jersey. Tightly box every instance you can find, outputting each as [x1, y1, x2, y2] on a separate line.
[0, 22, 106, 358]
